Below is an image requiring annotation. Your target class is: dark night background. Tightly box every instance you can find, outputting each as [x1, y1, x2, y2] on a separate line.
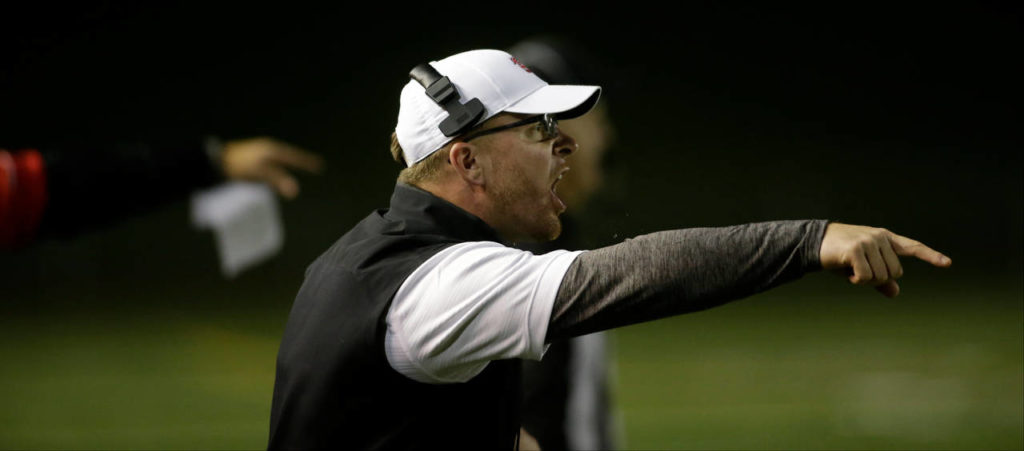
[0, 3, 1021, 449]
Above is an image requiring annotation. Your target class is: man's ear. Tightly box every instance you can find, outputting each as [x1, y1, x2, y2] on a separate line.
[449, 142, 485, 186]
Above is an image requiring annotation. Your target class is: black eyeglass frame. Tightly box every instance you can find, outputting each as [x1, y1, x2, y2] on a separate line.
[462, 113, 559, 143]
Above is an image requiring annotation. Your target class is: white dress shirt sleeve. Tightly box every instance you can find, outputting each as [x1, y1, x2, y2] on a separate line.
[384, 241, 583, 384]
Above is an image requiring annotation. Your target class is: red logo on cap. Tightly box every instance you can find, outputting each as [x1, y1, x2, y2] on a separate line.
[510, 57, 532, 73]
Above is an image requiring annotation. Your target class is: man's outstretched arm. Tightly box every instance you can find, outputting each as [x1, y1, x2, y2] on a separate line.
[385, 220, 951, 382]
[548, 221, 951, 341]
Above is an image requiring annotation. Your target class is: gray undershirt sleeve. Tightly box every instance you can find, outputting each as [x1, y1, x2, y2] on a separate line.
[547, 219, 829, 341]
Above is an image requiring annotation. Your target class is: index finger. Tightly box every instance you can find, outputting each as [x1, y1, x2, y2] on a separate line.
[888, 233, 952, 268]
[269, 142, 325, 173]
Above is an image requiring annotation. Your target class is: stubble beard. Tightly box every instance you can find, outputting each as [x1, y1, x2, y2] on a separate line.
[491, 166, 562, 243]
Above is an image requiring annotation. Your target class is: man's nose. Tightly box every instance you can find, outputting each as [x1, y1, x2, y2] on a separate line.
[554, 132, 578, 157]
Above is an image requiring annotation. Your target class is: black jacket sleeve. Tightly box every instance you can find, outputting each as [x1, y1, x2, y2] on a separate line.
[37, 137, 222, 239]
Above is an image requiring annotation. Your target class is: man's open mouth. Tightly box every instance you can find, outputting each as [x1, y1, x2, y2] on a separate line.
[551, 170, 567, 213]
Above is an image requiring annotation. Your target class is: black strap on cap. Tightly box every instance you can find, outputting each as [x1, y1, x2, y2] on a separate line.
[410, 63, 485, 137]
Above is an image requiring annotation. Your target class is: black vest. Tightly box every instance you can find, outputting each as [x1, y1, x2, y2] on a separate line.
[268, 183, 522, 450]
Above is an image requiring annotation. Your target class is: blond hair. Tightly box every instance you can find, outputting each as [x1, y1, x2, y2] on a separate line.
[390, 132, 450, 186]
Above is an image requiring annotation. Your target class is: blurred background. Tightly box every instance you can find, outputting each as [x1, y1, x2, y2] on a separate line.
[1, 3, 1020, 449]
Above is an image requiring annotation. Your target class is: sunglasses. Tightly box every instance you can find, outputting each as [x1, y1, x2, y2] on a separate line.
[462, 114, 560, 143]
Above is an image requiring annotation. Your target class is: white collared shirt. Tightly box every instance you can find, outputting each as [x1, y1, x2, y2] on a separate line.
[384, 241, 582, 383]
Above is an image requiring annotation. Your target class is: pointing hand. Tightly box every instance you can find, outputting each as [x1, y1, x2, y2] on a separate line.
[819, 223, 952, 297]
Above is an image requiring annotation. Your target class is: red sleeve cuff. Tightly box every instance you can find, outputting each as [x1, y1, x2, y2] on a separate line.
[0, 149, 48, 249]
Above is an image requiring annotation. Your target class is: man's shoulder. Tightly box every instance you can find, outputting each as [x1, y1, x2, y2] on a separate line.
[304, 208, 470, 279]
[401, 241, 583, 292]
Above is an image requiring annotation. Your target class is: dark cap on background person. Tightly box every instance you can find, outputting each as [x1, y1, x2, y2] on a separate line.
[507, 36, 607, 87]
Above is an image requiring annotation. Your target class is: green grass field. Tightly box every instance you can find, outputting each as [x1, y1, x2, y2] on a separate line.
[1, 273, 1020, 450]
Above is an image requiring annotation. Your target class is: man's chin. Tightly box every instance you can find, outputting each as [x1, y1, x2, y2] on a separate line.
[509, 215, 562, 245]
[537, 215, 563, 242]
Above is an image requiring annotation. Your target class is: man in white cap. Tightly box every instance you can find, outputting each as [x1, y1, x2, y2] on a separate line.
[267, 49, 951, 450]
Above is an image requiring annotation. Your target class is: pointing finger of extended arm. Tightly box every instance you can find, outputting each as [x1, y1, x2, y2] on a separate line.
[888, 233, 952, 268]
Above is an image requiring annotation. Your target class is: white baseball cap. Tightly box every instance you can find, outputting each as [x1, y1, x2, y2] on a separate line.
[395, 49, 601, 166]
